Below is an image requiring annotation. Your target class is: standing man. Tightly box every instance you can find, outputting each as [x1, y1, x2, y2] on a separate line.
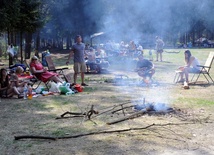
[66, 35, 88, 86]
[155, 36, 164, 61]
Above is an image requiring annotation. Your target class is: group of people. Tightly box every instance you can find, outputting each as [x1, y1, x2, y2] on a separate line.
[0, 34, 200, 99]
[0, 35, 89, 99]
[85, 46, 110, 73]
[135, 49, 200, 85]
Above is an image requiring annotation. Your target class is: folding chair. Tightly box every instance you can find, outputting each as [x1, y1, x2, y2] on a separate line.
[45, 56, 68, 79]
[173, 70, 182, 83]
[191, 52, 214, 84]
[24, 59, 50, 91]
[64, 73, 73, 83]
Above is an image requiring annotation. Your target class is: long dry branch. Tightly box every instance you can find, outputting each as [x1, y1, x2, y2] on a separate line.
[14, 135, 56, 140]
[14, 122, 199, 141]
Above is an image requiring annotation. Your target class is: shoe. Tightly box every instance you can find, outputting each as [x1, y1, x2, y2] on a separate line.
[18, 94, 24, 99]
[81, 83, 88, 86]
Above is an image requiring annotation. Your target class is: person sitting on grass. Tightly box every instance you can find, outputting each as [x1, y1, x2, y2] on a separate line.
[85, 48, 97, 72]
[135, 54, 155, 84]
[178, 50, 200, 84]
[10, 66, 32, 94]
[0, 68, 23, 98]
[30, 56, 64, 84]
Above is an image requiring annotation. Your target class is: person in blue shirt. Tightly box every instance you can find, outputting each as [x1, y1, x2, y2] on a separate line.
[66, 35, 88, 86]
[135, 54, 155, 83]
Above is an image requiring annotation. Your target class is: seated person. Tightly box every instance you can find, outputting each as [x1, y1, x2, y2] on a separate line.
[10, 66, 32, 94]
[178, 50, 200, 84]
[95, 47, 110, 70]
[85, 48, 97, 72]
[135, 54, 155, 83]
[0, 68, 22, 98]
[30, 56, 64, 83]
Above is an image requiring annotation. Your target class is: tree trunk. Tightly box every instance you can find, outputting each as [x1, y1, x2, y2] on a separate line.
[20, 32, 23, 64]
[25, 32, 32, 59]
[35, 30, 40, 58]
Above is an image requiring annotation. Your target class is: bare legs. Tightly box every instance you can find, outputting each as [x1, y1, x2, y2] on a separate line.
[50, 76, 64, 83]
[180, 67, 189, 82]
[73, 72, 85, 84]
[156, 51, 163, 61]
[73, 72, 77, 84]
[6, 87, 21, 98]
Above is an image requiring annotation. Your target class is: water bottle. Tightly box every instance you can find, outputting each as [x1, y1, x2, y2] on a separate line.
[28, 85, 33, 100]
[23, 84, 28, 99]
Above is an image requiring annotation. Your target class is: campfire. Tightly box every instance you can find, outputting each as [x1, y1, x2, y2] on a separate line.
[107, 99, 174, 125]
[55, 98, 175, 125]
[134, 102, 173, 113]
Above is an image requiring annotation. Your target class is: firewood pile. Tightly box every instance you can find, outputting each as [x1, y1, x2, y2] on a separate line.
[56, 99, 175, 125]
[15, 99, 204, 141]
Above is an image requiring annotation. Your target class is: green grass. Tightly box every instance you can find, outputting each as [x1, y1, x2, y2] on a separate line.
[176, 97, 214, 106]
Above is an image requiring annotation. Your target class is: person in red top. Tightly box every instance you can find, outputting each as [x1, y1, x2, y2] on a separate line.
[30, 56, 63, 83]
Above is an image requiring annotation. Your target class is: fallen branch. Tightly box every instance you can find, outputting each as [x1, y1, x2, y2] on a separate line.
[14, 122, 199, 141]
[60, 111, 85, 117]
[56, 115, 84, 119]
[91, 101, 133, 118]
[86, 105, 99, 120]
[107, 109, 149, 125]
[14, 135, 56, 140]
[111, 105, 135, 114]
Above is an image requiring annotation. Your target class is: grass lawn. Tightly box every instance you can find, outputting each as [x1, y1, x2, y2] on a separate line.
[0, 48, 214, 155]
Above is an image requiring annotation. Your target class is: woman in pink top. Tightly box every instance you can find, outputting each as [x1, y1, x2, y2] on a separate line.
[178, 50, 200, 83]
[30, 56, 63, 83]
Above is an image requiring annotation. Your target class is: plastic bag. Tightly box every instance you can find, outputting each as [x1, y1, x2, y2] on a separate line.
[59, 83, 75, 94]
[49, 82, 60, 93]
[35, 86, 45, 94]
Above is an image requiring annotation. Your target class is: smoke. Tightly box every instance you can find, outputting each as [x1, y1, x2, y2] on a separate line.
[42, 0, 214, 42]
[82, 0, 214, 42]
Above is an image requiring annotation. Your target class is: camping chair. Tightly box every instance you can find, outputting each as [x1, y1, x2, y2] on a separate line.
[87, 58, 110, 73]
[24, 59, 50, 91]
[191, 52, 214, 84]
[64, 73, 73, 83]
[45, 56, 68, 79]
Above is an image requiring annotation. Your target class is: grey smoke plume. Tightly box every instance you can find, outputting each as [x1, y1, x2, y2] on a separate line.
[85, 0, 214, 42]
[43, 0, 214, 43]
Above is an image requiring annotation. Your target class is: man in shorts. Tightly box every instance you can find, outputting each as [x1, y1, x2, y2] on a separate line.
[155, 36, 164, 61]
[66, 35, 88, 86]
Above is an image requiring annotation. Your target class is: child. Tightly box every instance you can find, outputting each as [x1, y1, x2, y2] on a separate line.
[10, 66, 30, 95]
[0, 68, 23, 98]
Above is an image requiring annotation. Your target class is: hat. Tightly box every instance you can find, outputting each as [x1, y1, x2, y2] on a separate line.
[32, 56, 38, 60]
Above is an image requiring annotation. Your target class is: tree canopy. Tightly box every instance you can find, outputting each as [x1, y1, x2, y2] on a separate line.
[1, 0, 214, 48]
